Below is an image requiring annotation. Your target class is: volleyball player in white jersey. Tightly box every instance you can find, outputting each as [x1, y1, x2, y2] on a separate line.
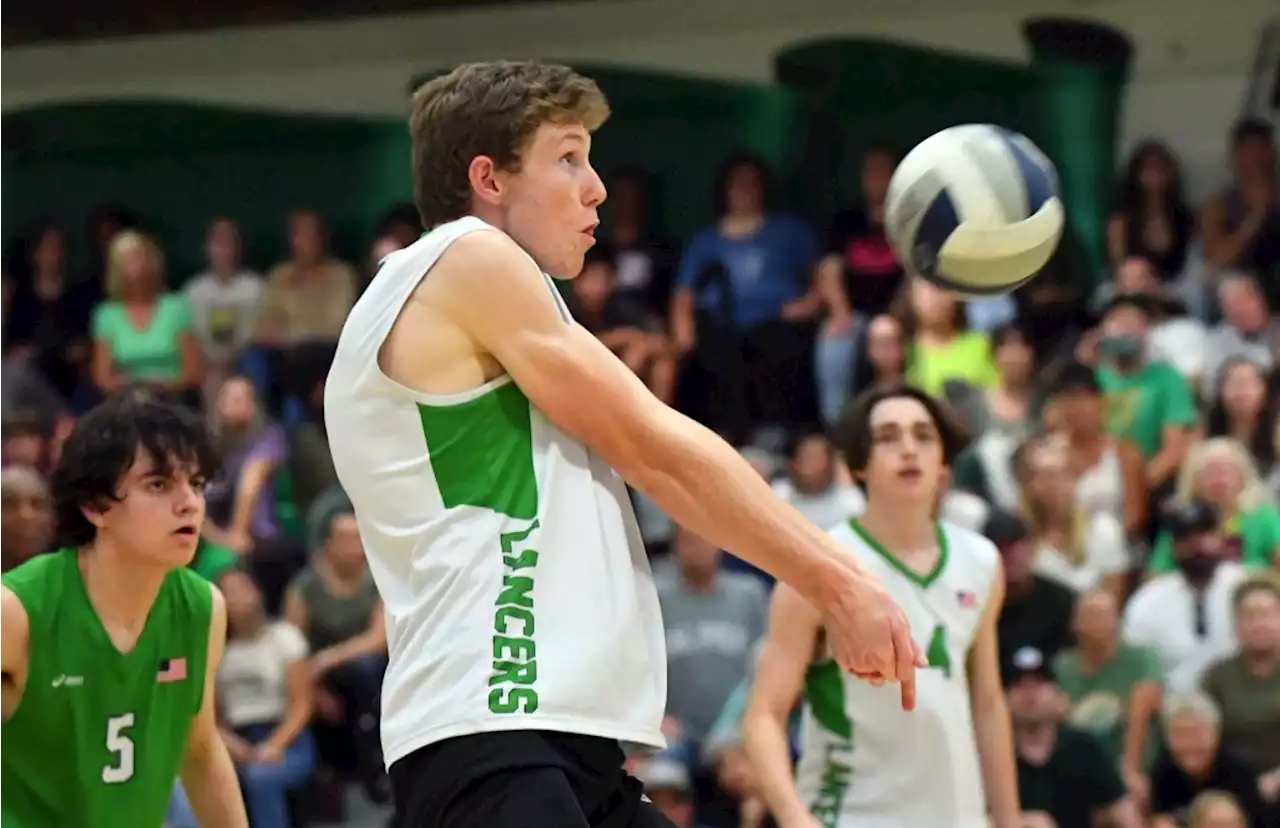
[323, 62, 924, 828]
[743, 387, 1021, 828]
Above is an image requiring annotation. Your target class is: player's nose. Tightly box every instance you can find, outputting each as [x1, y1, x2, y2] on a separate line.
[583, 165, 607, 207]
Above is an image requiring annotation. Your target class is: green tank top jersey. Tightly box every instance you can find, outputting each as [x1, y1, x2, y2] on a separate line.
[2, 550, 213, 828]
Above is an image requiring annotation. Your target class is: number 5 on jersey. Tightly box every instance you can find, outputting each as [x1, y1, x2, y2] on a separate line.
[103, 713, 135, 783]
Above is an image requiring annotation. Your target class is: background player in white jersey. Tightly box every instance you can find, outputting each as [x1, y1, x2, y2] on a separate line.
[743, 387, 1021, 828]
[324, 62, 924, 828]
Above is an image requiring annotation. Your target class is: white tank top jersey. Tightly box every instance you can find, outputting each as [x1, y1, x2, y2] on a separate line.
[324, 217, 667, 765]
[794, 519, 999, 828]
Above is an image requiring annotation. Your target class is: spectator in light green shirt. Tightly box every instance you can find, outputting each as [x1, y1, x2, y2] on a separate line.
[1094, 294, 1196, 489]
[90, 230, 203, 398]
[904, 278, 998, 397]
[1146, 437, 1280, 574]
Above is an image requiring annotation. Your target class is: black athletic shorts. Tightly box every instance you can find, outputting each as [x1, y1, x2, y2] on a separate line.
[389, 730, 677, 828]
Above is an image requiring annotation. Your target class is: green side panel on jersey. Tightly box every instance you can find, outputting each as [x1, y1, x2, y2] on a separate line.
[1, 550, 212, 828]
[926, 623, 954, 678]
[848, 519, 949, 589]
[417, 381, 538, 521]
[804, 660, 853, 740]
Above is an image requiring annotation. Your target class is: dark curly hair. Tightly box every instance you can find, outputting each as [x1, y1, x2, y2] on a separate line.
[50, 389, 219, 548]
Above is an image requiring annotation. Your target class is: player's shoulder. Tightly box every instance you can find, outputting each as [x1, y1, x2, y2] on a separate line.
[1, 551, 72, 617]
[939, 520, 1000, 570]
[1, 582, 31, 639]
[163, 566, 218, 624]
[432, 223, 533, 281]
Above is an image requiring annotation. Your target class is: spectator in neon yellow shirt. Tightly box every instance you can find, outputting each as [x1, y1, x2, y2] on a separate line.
[1147, 438, 1280, 573]
[903, 277, 998, 397]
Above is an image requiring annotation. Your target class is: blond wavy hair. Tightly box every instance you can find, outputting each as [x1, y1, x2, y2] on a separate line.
[105, 230, 165, 300]
[1017, 435, 1088, 566]
[1175, 437, 1272, 514]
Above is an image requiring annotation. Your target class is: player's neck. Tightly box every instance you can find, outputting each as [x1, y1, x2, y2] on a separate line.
[78, 541, 168, 641]
[856, 501, 936, 554]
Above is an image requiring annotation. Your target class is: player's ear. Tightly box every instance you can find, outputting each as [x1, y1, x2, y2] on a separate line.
[80, 502, 108, 529]
[467, 155, 505, 208]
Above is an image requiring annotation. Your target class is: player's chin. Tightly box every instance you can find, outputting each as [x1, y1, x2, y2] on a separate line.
[166, 531, 201, 564]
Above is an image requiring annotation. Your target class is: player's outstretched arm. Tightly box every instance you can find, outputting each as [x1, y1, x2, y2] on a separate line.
[966, 561, 1020, 828]
[430, 231, 922, 693]
[742, 585, 822, 828]
[179, 585, 250, 828]
[1, 587, 31, 722]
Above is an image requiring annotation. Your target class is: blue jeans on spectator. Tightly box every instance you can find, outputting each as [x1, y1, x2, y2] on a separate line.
[814, 319, 860, 425]
[167, 725, 316, 828]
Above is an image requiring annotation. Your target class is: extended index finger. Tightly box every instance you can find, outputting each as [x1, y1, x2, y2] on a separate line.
[892, 617, 918, 712]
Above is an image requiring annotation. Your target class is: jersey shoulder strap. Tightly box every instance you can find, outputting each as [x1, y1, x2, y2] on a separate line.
[2, 550, 74, 632]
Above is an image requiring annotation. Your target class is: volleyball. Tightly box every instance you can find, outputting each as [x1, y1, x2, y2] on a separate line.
[885, 124, 1065, 296]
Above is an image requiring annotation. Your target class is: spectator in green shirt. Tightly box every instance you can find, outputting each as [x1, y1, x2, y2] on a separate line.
[1147, 437, 1280, 574]
[1200, 575, 1280, 805]
[1093, 294, 1197, 490]
[89, 230, 203, 401]
[1054, 588, 1163, 800]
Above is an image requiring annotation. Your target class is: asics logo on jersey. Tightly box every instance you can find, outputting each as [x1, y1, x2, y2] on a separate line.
[50, 674, 85, 688]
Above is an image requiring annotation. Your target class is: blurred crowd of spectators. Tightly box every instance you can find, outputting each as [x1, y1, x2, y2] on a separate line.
[2, 114, 1279, 828]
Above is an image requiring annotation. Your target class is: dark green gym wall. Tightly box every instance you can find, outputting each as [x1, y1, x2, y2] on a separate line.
[3, 102, 412, 280]
[2, 25, 1130, 288]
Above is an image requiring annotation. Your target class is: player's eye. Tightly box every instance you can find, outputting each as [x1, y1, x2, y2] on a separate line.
[145, 478, 170, 493]
[560, 152, 578, 166]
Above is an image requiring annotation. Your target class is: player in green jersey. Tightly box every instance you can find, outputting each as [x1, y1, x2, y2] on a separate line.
[1, 391, 250, 828]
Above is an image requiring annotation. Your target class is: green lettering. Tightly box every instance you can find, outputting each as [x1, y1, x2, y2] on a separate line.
[489, 659, 537, 686]
[495, 606, 534, 636]
[491, 522, 541, 715]
[810, 742, 852, 827]
[488, 686, 539, 714]
[496, 576, 535, 608]
[499, 521, 540, 554]
[503, 549, 539, 571]
[926, 623, 952, 678]
[493, 635, 536, 661]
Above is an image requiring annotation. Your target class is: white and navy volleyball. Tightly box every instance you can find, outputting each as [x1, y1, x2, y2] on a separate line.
[885, 123, 1065, 297]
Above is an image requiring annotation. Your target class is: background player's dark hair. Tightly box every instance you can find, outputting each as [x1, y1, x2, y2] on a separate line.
[50, 390, 219, 548]
[833, 385, 970, 476]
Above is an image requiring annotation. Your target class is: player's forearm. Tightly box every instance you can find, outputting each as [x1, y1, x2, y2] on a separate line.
[973, 697, 1021, 828]
[741, 711, 810, 827]
[628, 410, 854, 602]
[181, 738, 249, 828]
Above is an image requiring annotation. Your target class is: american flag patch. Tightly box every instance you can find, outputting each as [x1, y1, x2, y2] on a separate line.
[956, 590, 977, 608]
[157, 658, 187, 684]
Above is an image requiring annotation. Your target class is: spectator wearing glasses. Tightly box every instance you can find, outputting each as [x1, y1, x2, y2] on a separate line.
[1149, 691, 1270, 828]
[1123, 499, 1247, 692]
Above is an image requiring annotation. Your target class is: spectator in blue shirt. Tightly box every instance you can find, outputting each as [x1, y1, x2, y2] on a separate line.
[670, 154, 821, 442]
